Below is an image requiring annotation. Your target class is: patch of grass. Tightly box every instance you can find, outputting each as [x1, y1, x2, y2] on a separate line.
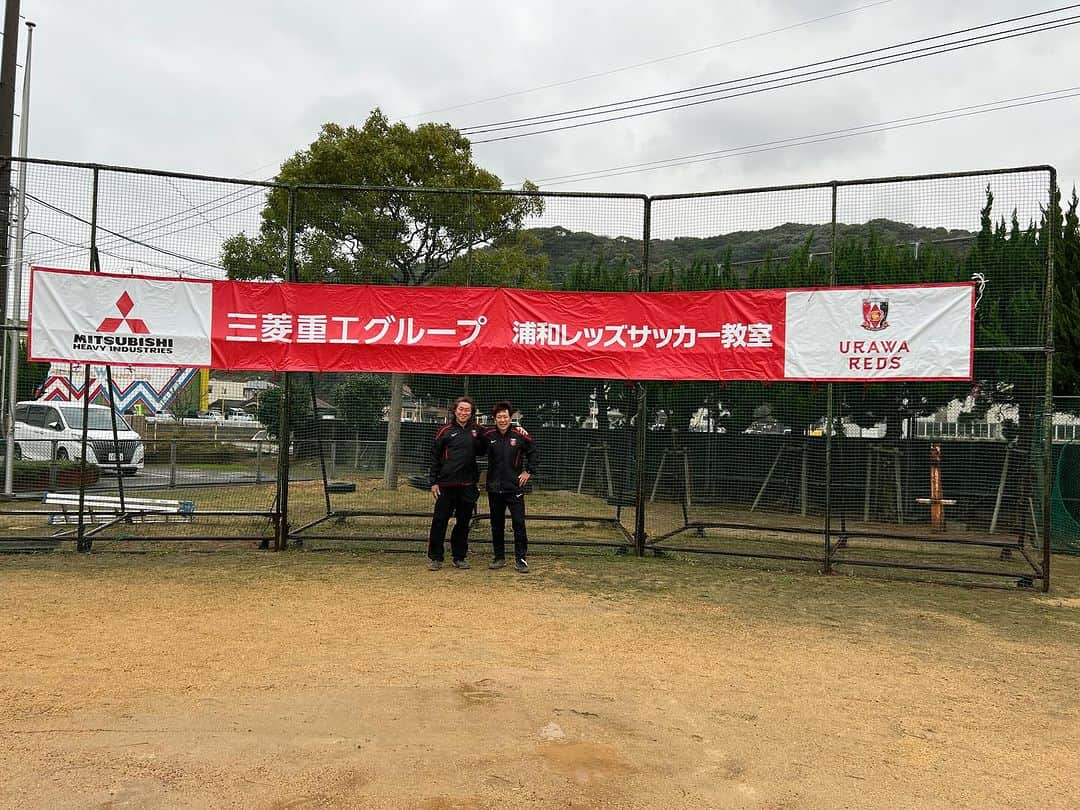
[530, 549, 1080, 647]
[0, 475, 1064, 600]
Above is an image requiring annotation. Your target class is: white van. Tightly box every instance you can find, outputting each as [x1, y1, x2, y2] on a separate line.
[226, 408, 258, 424]
[13, 401, 145, 475]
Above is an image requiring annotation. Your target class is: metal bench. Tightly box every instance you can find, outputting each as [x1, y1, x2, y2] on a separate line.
[43, 493, 195, 526]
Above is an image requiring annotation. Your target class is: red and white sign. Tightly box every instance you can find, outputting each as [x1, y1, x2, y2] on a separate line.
[784, 284, 974, 381]
[29, 269, 213, 367]
[28, 267, 974, 382]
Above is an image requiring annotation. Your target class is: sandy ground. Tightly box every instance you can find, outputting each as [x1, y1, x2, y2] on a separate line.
[1, 549, 1078, 809]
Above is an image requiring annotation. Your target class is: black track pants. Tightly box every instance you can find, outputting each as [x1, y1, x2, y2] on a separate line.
[488, 490, 528, 561]
[428, 486, 477, 562]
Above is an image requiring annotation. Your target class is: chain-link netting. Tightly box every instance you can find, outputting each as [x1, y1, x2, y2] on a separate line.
[284, 187, 646, 555]
[0, 158, 1056, 586]
[643, 186, 835, 565]
[1051, 396, 1080, 554]
[642, 171, 1053, 584]
[0, 162, 280, 547]
[825, 172, 1052, 583]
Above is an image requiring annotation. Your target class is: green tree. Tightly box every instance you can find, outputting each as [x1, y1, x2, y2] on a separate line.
[170, 378, 201, 419]
[433, 232, 552, 289]
[16, 338, 49, 402]
[221, 109, 543, 487]
[334, 374, 390, 432]
[258, 381, 312, 440]
[1054, 188, 1080, 397]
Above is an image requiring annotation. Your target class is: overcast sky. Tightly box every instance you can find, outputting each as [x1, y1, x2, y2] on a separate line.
[12, 0, 1078, 240]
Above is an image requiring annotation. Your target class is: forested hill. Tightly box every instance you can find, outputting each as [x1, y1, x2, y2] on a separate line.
[524, 219, 977, 281]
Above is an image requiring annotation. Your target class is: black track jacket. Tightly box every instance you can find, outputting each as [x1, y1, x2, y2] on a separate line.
[483, 426, 538, 494]
[429, 421, 484, 487]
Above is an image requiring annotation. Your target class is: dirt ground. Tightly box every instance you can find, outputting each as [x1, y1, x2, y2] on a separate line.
[1, 549, 1078, 809]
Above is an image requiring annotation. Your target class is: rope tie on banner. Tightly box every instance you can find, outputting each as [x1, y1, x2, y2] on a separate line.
[971, 273, 987, 310]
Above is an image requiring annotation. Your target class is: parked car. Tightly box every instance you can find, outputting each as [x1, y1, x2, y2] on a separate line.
[145, 410, 177, 424]
[230, 429, 288, 455]
[226, 408, 260, 425]
[743, 420, 792, 436]
[13, 401, 145, 475]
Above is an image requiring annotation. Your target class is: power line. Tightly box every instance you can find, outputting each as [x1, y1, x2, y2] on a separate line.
[25, 230, 220, 279]
[461, 5, 1077, 133]
[462, 6, 1080, 142]
[474, 18, 1080, 143]
[24, 184, 269, 267]
[525, 87, 1080, 183]
[166, 177, 228, 241]
[86, 186, 267, 254]
[514, 87, 1080, 188]
[406, 0, 896, 119]
[19, 157, 280, 267]
[25, 193, 227, 272]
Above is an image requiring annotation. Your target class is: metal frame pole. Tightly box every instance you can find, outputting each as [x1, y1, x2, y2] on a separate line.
[1042, 170, 1057, 591]
[76, 169, 99, 553]
[633, 198, 651, 556]
[274, 187, 298, 550]
[824, 183, 838, 574]
[3, 21, 33, 495]
[0, 0, 22, 354]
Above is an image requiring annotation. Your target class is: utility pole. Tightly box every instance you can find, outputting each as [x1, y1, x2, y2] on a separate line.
[0, 0, 21, 438]
[0, 0, 21, 336]
[3, 18, 31, 495]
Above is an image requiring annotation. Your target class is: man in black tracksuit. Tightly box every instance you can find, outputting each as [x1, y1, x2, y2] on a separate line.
[483, 400, 538, 574]
[428, 396, 485, 570]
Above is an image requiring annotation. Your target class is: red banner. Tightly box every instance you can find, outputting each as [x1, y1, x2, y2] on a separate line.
[212, 282, 787, 380]
[29, 268, 975, 382]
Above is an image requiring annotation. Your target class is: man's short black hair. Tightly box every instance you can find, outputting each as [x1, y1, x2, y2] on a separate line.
[491, 400, 513, 417]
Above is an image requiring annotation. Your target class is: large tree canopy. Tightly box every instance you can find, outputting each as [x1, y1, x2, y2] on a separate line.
[220, 110, 544, 488]
[222, 110, 543, 286]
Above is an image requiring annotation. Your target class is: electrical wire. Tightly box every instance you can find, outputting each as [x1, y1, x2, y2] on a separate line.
[406, 0, 896, 118]
[26, 193, 227, 272]
[25, 230, 219, 278]
[25, 185, 269, 268]
[512, 87, 1080, 187]
[22, 158, 279, 268]
[460, 5, 1078, 133]
[462, 7, 1080, 142]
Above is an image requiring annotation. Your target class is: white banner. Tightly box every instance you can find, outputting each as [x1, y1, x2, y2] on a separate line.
[783, 284, 974, 381]
[29, 268, 213, 367]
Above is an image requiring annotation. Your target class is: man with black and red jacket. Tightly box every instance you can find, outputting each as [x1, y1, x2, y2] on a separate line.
[483, 400, 538, 573]
[427, 396, 485, 570]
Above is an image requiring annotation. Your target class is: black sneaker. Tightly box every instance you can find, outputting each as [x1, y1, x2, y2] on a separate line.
[489, 558, 506, 570]
[428, 559, 442, 571]
[515, 558, 529, 574]
[452, 559, 471, 569]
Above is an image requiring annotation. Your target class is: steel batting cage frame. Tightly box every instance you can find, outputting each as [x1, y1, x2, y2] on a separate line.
[0, 156, 1061, 590]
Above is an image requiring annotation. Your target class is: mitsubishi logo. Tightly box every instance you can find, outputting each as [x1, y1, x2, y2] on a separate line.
[97, 292, 149, 334]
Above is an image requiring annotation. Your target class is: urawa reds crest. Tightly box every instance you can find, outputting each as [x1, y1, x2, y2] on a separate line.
[861, 297, 889, 331]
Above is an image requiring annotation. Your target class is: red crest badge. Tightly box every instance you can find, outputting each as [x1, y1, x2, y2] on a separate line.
[862, 297, 889, 331]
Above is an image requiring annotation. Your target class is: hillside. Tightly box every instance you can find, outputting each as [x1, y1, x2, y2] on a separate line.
[524, 219, 977, 282]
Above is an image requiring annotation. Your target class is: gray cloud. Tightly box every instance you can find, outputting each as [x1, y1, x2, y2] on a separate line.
[18, 0, 1078, 204]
